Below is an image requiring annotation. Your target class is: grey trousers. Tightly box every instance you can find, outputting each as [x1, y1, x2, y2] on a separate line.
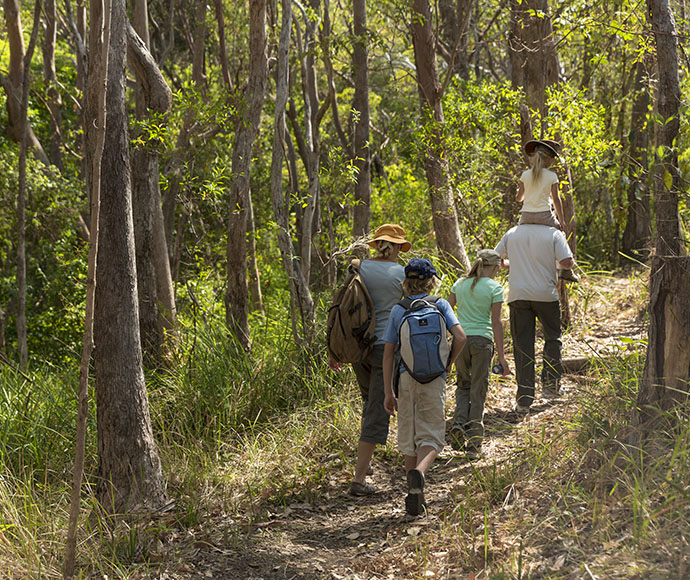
[509, 300, 562, 407]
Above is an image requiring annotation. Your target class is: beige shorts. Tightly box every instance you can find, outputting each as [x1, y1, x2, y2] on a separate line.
[396, 372, 447, 456]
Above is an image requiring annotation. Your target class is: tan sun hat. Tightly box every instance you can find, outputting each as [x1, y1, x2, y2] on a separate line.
[367, 223, 412, 252]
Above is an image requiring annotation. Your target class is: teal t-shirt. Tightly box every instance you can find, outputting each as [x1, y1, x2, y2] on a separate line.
[450, 277, 504, 340]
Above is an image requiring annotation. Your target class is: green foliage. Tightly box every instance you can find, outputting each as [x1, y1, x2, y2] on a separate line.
[0, 145, 87, 365]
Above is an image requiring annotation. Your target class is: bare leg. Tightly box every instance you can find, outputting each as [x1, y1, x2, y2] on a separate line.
[353, 440, 376, 484]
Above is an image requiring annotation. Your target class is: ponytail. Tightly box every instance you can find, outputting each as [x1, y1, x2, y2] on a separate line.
[529, 144, 555, 181]
[467, 258, 484, 292]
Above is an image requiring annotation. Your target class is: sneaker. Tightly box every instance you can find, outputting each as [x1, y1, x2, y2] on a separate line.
[515, 404, 530, 416]
[448, 428, 465, 451]
[348, 481, 376, 497]
[558, 268, 580, 283]
[405, 468, 426, 516]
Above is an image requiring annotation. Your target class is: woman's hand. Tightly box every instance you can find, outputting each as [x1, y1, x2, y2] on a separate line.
[384, 392, 397, 416]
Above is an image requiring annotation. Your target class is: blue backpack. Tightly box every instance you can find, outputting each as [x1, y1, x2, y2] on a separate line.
[397, 296, 451, 384]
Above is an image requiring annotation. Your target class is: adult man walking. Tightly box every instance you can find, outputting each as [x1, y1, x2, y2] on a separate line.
[494, 224, 574, 413]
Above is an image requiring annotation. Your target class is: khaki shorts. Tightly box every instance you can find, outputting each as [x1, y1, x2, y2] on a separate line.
[519, 210, 560, 228]
[396, 372, 446, 456]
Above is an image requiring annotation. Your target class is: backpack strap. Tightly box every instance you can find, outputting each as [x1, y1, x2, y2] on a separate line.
[398, 295, 440, 313]
[348, 259, 361, 274]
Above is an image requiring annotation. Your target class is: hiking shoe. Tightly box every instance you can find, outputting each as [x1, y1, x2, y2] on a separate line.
[515, 404, 530, 416]
[558, 268, 580, 283]
[405, 468, 426, 516]
[349, 481, 375, 497]
[448, 428, 465, 451]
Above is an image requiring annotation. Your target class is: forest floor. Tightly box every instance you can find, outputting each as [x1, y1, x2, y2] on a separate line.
[142, 272, 649, 580]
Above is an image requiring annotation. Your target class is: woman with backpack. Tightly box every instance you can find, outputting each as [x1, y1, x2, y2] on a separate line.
[328, 224, 411, 496]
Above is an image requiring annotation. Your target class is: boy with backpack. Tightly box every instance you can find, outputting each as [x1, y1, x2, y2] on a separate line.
[382, 258, 466, 517]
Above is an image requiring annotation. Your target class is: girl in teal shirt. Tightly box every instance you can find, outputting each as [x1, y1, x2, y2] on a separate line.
[447, 249, 511, 458]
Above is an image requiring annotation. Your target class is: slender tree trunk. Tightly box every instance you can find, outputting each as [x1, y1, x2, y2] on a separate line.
[162, 0, 207, 272]
[2, 0, 49, 166]
[271, 0, 315, 347]
[94, 0, 165, 512]
[351, 0, 371, 239]
[42, 0, 62, 169]
[246, 191, 264, 316]
[225, 0, 267, 350]
[15, 0, 41, 371]
[129, 6, 176, 365]
[64, 0, 110, 572]
[636, 0, 688, 432]
[621, 58, 652, 262]
[410, 0, 469, 272]
[213, 0, 232, 90]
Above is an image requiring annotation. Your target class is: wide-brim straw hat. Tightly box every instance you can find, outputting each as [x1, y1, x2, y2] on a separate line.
[525, 139, 561, 158]
[367, 223, 412, 252]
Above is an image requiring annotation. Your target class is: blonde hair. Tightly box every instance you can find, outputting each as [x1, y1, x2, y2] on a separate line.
[466, 250, 501, 291]
[529, 145, 555, 181]
[403, 276, 436, 296]
[373, 240, 396, 259]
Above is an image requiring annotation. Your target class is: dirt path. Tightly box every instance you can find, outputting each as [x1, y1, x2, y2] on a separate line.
[153, 274, 647, 580]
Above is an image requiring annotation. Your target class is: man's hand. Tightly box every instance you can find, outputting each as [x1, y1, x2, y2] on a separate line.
[328, 358, 342, 371]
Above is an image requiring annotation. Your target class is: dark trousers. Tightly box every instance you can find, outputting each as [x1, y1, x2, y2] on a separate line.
[509, 300, 562, 407]
[352, 344, 390, 445]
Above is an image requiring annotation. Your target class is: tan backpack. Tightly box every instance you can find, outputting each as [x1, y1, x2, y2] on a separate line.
[326, 259, 377, 363]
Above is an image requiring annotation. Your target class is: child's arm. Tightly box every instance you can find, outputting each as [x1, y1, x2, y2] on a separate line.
[447, 324, 467, 371]
[516, 180, 525, 203]
[550, 183, 565, 230]
[491, 302, 511, 377]
[382, 342, 398, 416]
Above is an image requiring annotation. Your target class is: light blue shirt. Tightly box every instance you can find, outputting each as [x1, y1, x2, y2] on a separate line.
[359, 260, 405, 345]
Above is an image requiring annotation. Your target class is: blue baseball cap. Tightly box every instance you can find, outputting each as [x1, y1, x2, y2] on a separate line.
[405, 257, 437, 280]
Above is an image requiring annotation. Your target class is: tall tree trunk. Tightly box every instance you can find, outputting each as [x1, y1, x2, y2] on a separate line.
[410, 0, 469, 272]
[648, 0, 682, 257]
[621, 58, 652, 262]
[271, 0, 315, 348]
[1, 0, 49, 166]
[351, 0, 371, 239]
[15, 0, 41, 370]
[65, 0, 110, 571]
[636, 0, 688, 432]
[42, 0, 62, 169]
[225, 0, 267, 350]
[129, 5, 176, 365]
[94, 0, 165, 512]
